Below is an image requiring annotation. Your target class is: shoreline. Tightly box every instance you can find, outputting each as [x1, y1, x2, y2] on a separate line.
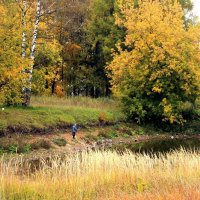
[1, 132, 199, 162]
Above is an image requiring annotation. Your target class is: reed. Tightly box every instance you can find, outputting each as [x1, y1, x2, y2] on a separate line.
[0, 150, 200, 199]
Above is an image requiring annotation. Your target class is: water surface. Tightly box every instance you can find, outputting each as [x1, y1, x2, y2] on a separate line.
[111, 138, 200, 154]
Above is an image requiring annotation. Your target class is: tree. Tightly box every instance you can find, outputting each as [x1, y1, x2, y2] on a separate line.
[108, 0, 200, 124]
[43, 0, 91, 96]
[85, 0, 125, 97]
[21, 0, 41, 106]
[179, 0, 193, 11]
[0, 1, 27, 105]
[18, 0, 61, 104]
[33, 39, 62, 95]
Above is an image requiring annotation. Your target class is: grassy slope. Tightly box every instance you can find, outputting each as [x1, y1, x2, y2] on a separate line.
[0, 96, 124, 134]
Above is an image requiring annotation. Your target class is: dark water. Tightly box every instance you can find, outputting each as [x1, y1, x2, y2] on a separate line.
[111, 138, 200, 154]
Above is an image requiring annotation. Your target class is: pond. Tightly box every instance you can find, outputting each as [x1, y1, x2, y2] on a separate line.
[109, 138, 200, 154]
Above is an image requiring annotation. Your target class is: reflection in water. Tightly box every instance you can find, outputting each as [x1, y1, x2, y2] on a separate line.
[111, 138, 200, 154]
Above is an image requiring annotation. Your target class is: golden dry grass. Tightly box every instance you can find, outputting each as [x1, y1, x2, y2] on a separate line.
[31, 96, 120, 111]
[0, 150, 200, 200]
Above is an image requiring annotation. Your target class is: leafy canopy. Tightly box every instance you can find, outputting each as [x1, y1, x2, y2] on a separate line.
[108, 0, 200, 124]
[0, 1, 27, 105]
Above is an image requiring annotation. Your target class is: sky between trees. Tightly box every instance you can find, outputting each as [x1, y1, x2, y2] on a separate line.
[193, 0, 200, 18]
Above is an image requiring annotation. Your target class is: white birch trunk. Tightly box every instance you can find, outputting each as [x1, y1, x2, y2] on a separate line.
[21, 0, 26, 96]
[24, 0, 41, 106]
[30, 0, 41, 62]
[22, 0, 26, 59]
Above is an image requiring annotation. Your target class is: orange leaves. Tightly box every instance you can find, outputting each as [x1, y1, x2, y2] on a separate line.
[63, 43, 81, 58]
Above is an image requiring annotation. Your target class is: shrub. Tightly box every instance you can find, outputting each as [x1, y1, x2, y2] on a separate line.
[32, 139, 51, 150]
[52, 138, 67, 147]
[122, 133, 130, 138]
[98, 112, 107, 124]
[22, 144, 32, 153]
[7, 144, 32, 154]
[83, 134, 98, 143]
[8, 144, 18, 153]
[98, 131, 118, 139]
[0, 146, 4, 155]
[108, 131, 118, 138]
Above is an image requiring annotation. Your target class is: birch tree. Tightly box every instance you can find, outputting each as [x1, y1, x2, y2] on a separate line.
[22, 0, 41, 106]
[23, 0, 62, 105]
[21, 0, 26, 59]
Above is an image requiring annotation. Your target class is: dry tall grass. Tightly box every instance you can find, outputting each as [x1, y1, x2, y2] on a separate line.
[0, 150, 200, 200]
[31, 96, 119, 111]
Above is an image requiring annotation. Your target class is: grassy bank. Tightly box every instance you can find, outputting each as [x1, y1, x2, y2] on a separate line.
[0, 96, 124, 135]
[0, 150, 200, 199]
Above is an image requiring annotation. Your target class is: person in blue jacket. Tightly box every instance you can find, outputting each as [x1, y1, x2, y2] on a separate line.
[72, 124, 77, 139]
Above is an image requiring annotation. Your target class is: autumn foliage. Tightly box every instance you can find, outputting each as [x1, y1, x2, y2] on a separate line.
[0, 2, 24, 104]
[0, 0, 199, 125]
[108, 0, 200, 124]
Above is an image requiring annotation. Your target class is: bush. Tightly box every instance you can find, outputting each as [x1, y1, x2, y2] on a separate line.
[98, 112, 107, 124]
[122, 133, 130, 138]
[32, 139, 51, 150]
[0, 146, 4, 155]
[8, 144, 18, 153]
[22, 144, 32, 153]
[52, 138, 67, 147]
[6, 143, 32, 154]
[83, 134, 98, 143]
[98, 131, 118, 139]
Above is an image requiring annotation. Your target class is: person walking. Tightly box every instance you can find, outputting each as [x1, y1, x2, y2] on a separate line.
[72, 124, 77, 139]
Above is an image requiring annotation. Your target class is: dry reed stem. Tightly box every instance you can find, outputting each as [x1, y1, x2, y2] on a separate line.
[0, 150, 200, 199]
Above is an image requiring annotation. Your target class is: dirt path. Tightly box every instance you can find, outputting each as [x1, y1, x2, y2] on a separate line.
[1, 124, 199, 161]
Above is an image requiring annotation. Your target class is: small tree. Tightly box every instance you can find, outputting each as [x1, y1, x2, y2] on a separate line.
[0, 1, 27, 105]
[108, 0, 200, 124]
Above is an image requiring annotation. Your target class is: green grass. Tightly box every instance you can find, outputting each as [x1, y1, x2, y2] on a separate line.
[0, 96, 124, 134]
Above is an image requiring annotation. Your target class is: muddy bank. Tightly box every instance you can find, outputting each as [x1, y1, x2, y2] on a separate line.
[6, 133, 200, 160]
[0, 121, 122, 136]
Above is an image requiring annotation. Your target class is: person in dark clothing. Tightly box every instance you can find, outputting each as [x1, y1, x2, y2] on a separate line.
[72, 124, 77, 139]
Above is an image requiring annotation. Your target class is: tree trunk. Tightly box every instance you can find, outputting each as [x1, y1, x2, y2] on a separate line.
[21, 0, 26, 101]
[21, 0, 26, 59]
[23, 0, 41, 106]
[51, 70, 59, 94]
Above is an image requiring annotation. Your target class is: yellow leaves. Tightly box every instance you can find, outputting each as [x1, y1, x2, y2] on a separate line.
[109, 0, 200, 95]
[0, 5, 6, 23]
[164, 104, 172, 114]
[0, 2, 29, 104]
[161, 98, 175, 124]
[152, 86, 162, 93]
[169, 115, 175, 124]
[108, 0, 200, 124]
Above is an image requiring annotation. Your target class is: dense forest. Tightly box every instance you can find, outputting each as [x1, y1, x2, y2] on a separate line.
[0, 0, 125, 105]
[0, 0, 199, 124]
